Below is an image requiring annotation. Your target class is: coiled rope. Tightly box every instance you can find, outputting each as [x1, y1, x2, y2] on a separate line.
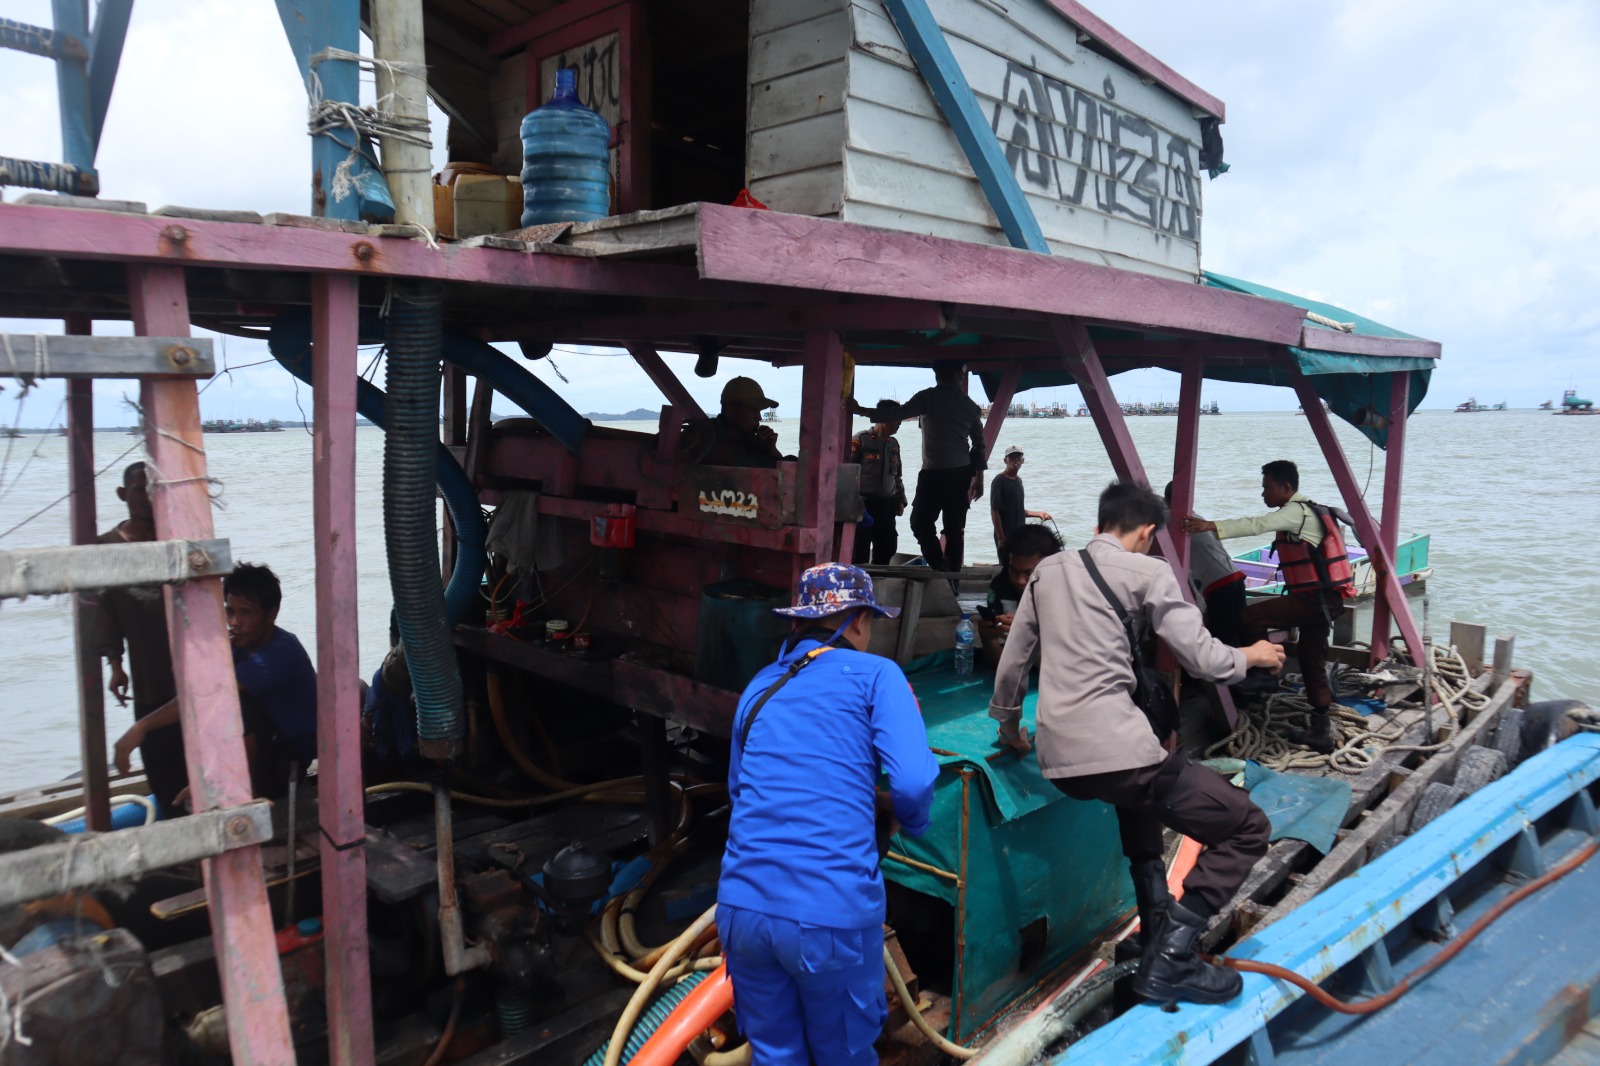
[1206, 646, 1487, 774]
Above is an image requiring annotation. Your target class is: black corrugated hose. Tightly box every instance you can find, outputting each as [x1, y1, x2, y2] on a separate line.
[384, 280, 464, 758]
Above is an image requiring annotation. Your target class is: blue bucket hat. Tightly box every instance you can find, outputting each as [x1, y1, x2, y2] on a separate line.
[773, 563, 901, 619]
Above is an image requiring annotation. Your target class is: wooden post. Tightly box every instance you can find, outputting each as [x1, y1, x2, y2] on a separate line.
[1289, 366, 1425, 664]
[1368, 372, 1410, 662]
[65, 313, 110, 832]
[128, 264, 295, 1065]
[312, 273, 376, 1066]
[981, 363, 1021, 463]
[800, 330, 845, 565]
[371, 0, 432, 229]
[440, 365, 468, 582]
[1168, 356, 1204, 582]
[628, 345, 706, 421]
[1051, 319, 1236, 728]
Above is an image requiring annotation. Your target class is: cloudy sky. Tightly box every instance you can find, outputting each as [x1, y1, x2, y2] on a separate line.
[1, 0, 1596, 426]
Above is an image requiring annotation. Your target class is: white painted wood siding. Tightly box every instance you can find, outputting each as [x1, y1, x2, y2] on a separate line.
[745, 0, 1206, 280]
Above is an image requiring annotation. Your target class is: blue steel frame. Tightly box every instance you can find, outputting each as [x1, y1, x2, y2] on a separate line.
[879, 0, 1050, 254]
[1051, 734, 1600, 1065]
[0, 1, 130, 195]
[273, 0, 393, 221]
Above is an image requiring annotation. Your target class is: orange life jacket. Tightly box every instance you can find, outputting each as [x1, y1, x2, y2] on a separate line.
[1274, 502, 1355, 600]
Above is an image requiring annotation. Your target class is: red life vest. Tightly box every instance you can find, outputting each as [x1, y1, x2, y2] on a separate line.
[1274, 502, 1355, 600]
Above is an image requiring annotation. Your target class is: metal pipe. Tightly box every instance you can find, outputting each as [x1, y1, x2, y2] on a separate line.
[285, 760, 300, 925]
[434, 782, 492, 975]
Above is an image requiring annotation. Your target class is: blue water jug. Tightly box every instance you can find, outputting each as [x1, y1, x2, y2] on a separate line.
[520, 67, 611, 226]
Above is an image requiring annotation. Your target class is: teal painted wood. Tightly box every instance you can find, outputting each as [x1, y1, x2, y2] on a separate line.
[49, 0, 94, 173]
[1050, 734, 1600, 1065]
[86, 1, 132, 147]
[879, 0, 1050, 254]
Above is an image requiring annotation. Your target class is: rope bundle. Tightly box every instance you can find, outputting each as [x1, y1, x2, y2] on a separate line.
[1206, 646, 1487, 775]
[304, 47, 433, 206]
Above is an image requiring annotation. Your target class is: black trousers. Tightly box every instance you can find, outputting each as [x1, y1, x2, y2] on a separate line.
[1242, 594, 1344, 708]
[1202, 578, 1248, 648]
[1052, 752, 1270, 916]
[134, 699, 189, 817]
[909, 467, 973, 572]
[853, 496, 900, 566]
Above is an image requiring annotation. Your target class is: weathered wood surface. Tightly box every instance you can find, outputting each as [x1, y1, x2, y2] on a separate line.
[697, 205, 1306, 343]
[563, 202, 700, 256]
[0, 538, 231, 599]
[0, 800, 272, 907]
[1202, 710, 1432, 951]
[1257, 673, 1523, 928]
[0, 772, 150, 820]
[747, 0, 1208, 280]
[0, 333, 213, 379]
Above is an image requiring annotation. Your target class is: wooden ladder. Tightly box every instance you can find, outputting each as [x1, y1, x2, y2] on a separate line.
[0, 264, 298, 1064]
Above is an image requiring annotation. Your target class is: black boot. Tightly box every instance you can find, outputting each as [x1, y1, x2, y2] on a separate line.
[1287, 708, 1336, 755]
[1132, 899, 1242, 1006]
[1115, 859, 1173, 962]
[1230, 667, 1281, 698]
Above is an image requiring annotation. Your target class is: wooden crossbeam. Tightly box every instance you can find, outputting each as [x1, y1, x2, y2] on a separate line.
[0, 800, 273, 908]
[0, 333, 212, 380]
[0, 538, 232, 599]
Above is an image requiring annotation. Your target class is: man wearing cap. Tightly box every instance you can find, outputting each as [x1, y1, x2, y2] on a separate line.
[990, 444, 1053, 567]
[685, 376, 787, 468]
[849, 401, 907, 565]
[719, 563, 940, 1066]
[853, 361, 985, 572]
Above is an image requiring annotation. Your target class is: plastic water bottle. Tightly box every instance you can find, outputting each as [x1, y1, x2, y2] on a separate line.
[954, 613, 975, 676]
[520, 67, 611, 226]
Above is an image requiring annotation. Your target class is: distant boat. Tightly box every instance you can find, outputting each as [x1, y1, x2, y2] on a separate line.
[1202, 400, 1222, 415]
[1234, 533, 1431, 600]
[1539, 400, 1554, 410]
[1557, 389, 1596, 415]
[2, 428, 21, 439]
[1296, 400, 1331, 416]
[1454, 397, 1506, 412]
[761, 409, 780, 423]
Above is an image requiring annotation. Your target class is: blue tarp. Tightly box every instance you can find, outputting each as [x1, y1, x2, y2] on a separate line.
[1206, 758, 1352, 854]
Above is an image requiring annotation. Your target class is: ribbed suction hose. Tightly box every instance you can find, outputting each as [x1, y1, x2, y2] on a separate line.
[384, 280, 464, 757]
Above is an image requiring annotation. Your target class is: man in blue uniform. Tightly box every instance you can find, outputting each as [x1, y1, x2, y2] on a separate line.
[719, 564, 940, 1066]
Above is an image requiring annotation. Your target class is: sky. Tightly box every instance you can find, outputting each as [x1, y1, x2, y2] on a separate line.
[0, 0, 1596, 427]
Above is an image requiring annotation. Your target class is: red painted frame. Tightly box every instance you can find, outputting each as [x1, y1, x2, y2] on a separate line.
[311, 274, 375, 1066]
[128, 264, 296, 1065]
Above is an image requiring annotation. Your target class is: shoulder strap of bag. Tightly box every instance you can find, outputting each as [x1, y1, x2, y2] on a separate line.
[736, 635, 846, 753]
[1078, 548, 1141, 656]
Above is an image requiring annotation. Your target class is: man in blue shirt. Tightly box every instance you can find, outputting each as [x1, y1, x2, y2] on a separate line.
[719, 563, 940, 1066]
[112, 562, 317, 804]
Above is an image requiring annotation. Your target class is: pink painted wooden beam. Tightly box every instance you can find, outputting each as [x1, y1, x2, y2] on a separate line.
[1298, 327, 1441, 361]
[312, 274, 376, 1066]
[1290, 367, 1424, 664]
[1051, 318, 1236, 726]
[1041, 0, 1225, 119]
[627, 344, 707, 422]
[982, 363, 1022, 462]
[0, 203, 788, 306]
[695, 206, 1308, 345]
[1368, 372, 1412, 663]
[65, 314, 111, 832]
[1169, 356, 1203, 581]
[800, 331, 845, 565]
[128, 264, 296, 1065]
[515, 300, 948, 345]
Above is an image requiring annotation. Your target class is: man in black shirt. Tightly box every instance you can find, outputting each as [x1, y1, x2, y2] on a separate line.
[978, 523, 1063, 667]
[989, 445, 1052, 566]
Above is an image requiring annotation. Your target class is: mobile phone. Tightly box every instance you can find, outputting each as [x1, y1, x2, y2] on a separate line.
[976, 604, 999, 622]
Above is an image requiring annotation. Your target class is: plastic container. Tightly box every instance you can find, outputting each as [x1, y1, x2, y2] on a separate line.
[545, 619, 570, 646]
[694, 580, 791, 692]
[591, 503, 636, 548]
[954, 613, 975, 675]
[520, 67, 611, 226]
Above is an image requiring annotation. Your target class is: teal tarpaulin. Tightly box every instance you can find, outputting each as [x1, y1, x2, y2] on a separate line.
[1204, 758, 1353, 855]
[882, 657, 1131, 1041]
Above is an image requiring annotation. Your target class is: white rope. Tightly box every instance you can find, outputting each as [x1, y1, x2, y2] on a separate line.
[0, 945, 32, 1049]
[2, 334, 49, 396]
[1205, 645, 1486, 775]
[1305, 311, 1357, 333]
[304, 47, 433, 207]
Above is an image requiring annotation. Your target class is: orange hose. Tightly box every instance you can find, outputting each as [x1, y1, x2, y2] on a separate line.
[1168, 836, 1203, 901]
[1213, 837, 1599, 1015]
[628, 964, 735, 1066]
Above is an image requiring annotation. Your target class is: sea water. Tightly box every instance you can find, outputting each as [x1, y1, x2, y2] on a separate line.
[0, 410, 1595, 786]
